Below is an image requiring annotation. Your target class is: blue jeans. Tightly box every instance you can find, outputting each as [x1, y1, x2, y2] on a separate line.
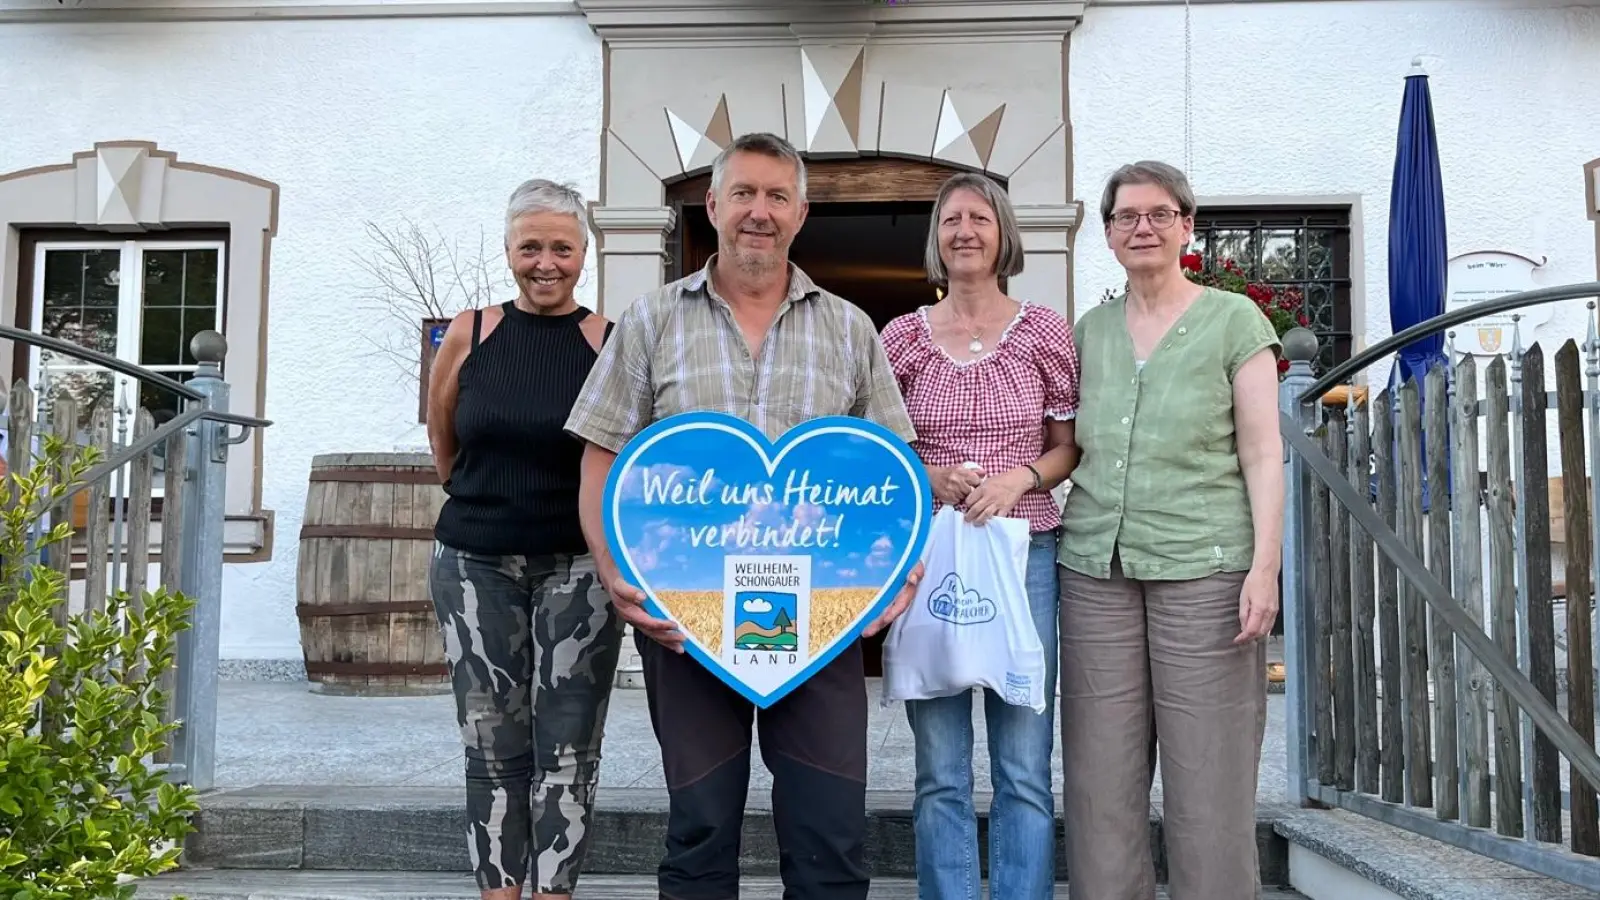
[904, 529, 1060, 900]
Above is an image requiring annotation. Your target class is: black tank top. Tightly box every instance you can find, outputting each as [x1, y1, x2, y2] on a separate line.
[433, 301, 612, 558]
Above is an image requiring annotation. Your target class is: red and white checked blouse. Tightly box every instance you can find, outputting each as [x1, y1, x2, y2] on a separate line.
[880, 300, 1082, 534]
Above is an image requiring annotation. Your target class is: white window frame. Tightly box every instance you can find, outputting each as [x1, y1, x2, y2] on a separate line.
[28, 239, 227, 497]
[30, 238, 228, 412]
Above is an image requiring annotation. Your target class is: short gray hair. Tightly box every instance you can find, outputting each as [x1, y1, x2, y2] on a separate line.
[709, 132, 808, 201]
[924, 172, 1025, 286]
[505, 178, 589, 246]
[1099, 160, 1196, 225]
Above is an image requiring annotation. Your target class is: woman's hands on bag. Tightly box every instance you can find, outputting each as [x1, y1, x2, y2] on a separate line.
[931, 464, 986, 506]
[963, 467, 1033, 525]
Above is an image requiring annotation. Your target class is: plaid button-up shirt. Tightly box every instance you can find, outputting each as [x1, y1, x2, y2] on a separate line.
[564, 256, 917, 452]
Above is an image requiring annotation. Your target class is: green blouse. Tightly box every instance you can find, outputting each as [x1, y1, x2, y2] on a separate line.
[1057, 287, 1281, 582]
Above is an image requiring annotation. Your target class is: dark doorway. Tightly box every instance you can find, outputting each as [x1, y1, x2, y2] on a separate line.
[670, 198, 937, 330]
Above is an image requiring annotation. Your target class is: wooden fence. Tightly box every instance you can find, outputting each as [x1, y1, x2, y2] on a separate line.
[1283, 298, 1600, 890]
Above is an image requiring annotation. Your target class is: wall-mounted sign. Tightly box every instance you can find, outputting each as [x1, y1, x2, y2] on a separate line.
[1586, 158, 1600, 282]
[1443, 250, 1548, 356]
[418, 317, 452, 423]
[1587, 157, 1600, 217]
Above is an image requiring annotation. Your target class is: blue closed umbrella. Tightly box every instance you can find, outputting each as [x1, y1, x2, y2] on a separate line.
[1389, 59, 1450, 386]
[1387, 58, 1450, 511]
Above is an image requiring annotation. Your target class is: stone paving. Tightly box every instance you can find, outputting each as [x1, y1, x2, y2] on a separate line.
[214, 644, 1293, 807]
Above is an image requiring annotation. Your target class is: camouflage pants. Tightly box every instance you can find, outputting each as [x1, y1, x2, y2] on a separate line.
[428, 543, 624, 894]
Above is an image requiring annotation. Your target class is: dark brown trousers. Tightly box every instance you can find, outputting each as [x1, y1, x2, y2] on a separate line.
[635, 630, 870, 900]
[1058, 557, 1268, 900]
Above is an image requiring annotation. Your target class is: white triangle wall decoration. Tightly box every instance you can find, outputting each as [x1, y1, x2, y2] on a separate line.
[665, 108, 705, 172]
[801, 51, 831, 149]
[933, 91, 966, 158]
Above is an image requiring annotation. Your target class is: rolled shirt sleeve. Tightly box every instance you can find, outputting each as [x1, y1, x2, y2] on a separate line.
[564, 298, 656, 453]
[849, 311, 918, 444]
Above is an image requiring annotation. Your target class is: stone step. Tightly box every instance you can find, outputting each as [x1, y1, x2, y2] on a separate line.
[1274, 806, 1599, 899]
[131, 870, 1310, 899]
[184, 785, 1292, 885]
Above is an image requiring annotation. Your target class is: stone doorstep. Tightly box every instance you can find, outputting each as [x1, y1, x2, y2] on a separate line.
[130, 871, 1309, 899]
[1275, 807, 1597, 900]
[182, 785, 1294, 885]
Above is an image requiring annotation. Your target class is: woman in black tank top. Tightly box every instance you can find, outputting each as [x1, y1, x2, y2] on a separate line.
[424, 179, 623, 900]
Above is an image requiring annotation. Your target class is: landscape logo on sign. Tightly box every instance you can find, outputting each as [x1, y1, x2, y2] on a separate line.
[602, 410, 932, 707]
[732, 590, 800, 652]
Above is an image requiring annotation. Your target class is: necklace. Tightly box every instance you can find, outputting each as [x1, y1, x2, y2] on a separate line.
[952, 312, 987, 354]
[944, 299, 1002, 354]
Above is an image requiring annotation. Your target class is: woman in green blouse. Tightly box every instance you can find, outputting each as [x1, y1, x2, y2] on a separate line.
[1056, 161, 1284, 900]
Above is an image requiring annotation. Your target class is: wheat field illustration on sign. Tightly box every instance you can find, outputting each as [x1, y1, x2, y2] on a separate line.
[603, 411, 932, 707]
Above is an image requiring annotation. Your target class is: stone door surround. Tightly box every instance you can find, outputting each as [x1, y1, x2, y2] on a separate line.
[0, 141, 278, 559]
[577, 0, 1087, 322]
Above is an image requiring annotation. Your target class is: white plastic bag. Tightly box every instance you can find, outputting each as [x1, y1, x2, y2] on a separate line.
[880, 506, 1047, 713]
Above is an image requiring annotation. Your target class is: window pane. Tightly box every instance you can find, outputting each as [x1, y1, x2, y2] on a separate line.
[39, 249, 121, 364]
[1192, 211, 1352, 378]
[1306, 282, 1338, 331]
[1306, 230, 1336, 280]
[141, 248, 220, 366]
[140, 369, 195, 422]
[40, 369, 115, 437]
[183, 252, 220, 309]
[140, 308, 183, 366]
[182, 307, 219, 364]
[1260, 229, 1302, 282]
[1208, 229, 1258, 276]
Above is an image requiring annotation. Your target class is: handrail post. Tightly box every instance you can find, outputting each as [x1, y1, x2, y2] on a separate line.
[171, 330, 231, 793]
[1279, 326, 1321, 805]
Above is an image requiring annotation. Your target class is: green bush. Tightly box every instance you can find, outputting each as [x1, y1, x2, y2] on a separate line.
[0, 433, 199, 899]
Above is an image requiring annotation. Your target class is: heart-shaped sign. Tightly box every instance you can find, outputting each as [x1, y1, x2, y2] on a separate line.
[603, 410, 932, 708]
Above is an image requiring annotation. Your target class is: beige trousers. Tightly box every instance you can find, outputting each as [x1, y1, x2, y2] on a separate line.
[1058, 556, 1268, 900]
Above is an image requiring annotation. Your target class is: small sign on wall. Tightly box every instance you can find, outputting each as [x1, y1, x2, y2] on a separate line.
[418, 317, 451, 424]
[1444, 250, 1549, 356]
[1586, 158, 1600, 281]
[1588, 158, 1600, 217]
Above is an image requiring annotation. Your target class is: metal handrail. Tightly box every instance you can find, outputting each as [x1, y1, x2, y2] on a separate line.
[58, 405, 196, 505]
[1298, 281, 1600, 403]
[0, 323, 273, 429]
[55, 404, 272, 506]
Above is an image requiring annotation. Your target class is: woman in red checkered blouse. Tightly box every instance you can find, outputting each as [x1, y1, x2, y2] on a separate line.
[879, 171, 1082, 900]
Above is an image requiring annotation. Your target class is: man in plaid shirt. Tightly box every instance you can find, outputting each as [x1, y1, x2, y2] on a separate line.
[565, 132, 924, 900]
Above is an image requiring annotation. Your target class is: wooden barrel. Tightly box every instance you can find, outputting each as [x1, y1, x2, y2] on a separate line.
[296, 452, 451, 696]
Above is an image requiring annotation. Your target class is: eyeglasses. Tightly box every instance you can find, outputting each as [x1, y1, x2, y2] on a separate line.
[1109, 209, 1181, 231]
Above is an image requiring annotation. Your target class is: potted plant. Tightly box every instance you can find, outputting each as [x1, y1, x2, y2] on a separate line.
[1181, 253, 1311, 376]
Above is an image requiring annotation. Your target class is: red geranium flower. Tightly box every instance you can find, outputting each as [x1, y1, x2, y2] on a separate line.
[1180, 253, 1203, 273]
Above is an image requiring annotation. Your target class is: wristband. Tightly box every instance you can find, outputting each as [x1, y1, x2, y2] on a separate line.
[1026, 463, 1042, 490]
